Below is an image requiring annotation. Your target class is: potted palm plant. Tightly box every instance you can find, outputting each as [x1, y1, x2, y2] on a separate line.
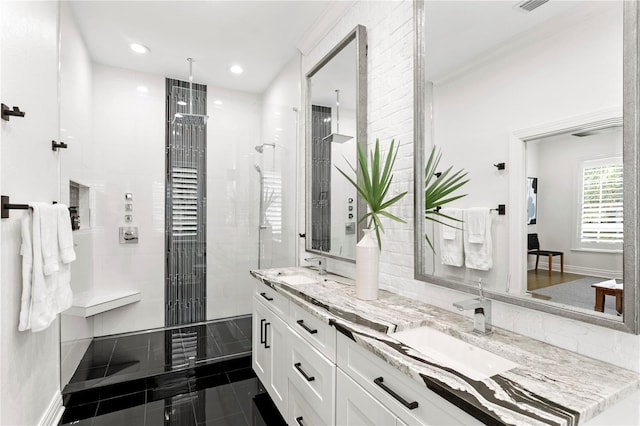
[336, 138, 407, 300]
[423, 146, 469, 252]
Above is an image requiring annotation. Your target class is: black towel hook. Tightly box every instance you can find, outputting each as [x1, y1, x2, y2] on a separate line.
[52, 140, 68, 151]
[1, 104, 26, 121]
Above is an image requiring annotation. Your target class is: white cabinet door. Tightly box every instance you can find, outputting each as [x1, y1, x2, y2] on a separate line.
[253, 296, 289, 416]
[268, 306, 289, 415]
[252, 297, 270, 385]
[336, 368, 397, 426]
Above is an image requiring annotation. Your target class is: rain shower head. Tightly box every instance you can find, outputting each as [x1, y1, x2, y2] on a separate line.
[322, 89, 352, 144]
[255, 143, 276, 153]
[173, 113, 209, 126]
[172, 58, 209, 126]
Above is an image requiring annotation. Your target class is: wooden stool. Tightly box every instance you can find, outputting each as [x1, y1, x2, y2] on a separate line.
[591, 283, 624, 314]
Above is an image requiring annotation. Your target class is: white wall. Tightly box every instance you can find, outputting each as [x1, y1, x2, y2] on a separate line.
[300, 0, 640, 373]
[0, 1, 63, 424]
[89, 64, 166, 336]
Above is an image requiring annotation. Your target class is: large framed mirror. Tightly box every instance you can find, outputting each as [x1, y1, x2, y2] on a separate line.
[414, 0, 639, 333]
[305, 25, 367, 261]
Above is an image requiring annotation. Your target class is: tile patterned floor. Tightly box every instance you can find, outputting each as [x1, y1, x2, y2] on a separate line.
[65, 316, 252, 392]
[60, 316, 285, 426]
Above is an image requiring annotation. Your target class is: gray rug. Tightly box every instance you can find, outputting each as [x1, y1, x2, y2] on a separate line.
[531, 276, 620, 316]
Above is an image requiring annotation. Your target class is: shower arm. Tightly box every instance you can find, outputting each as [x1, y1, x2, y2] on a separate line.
[335, 89, 340, 134]
[188, 58, 194, 115]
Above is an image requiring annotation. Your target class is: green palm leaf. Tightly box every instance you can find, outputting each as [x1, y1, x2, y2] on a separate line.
[335, 138, 407, 250]
[424, 146, 470, 252]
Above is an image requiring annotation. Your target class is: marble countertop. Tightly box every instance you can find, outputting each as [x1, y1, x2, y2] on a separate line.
[250, 267, 640, 426]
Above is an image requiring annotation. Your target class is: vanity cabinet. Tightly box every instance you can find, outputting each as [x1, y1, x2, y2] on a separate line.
[252, 279, 481, 426]
[252, 294, 289, 416]
[336, 332, 483, 426]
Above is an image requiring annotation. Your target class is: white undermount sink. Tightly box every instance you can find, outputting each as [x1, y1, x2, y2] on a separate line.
[277, 274, 319, 286]
[391, 326, 518, 381]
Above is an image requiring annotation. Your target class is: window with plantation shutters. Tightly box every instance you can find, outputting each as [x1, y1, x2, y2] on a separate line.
[263, 170, 282, 242]
[579, 157, 623, 246]
[171, 166, 199, 237]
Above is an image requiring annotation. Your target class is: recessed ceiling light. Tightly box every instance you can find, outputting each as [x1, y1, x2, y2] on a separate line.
[229, 64, 243, 74]
[177, 101, 187, 106]
[136, 85, 149, 94]
[213, 100, 223, 105]
[129, 43, 150, 54]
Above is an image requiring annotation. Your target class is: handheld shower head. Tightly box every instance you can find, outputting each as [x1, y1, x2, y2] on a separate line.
[255, 143, 276, 153]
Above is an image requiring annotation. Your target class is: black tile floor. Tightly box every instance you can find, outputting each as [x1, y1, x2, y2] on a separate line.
[60, 316, 286, 426]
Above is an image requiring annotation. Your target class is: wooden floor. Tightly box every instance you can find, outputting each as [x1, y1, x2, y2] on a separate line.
[527, 270, 586, 291]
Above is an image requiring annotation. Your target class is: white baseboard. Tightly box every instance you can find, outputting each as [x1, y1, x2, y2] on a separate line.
[532, 262, 623, 280]
[39, 391, 64, 426]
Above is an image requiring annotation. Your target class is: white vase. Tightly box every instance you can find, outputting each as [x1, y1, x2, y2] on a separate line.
[356, 228, 379, 300]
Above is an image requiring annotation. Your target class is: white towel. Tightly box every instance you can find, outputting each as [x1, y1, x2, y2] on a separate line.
[18, 214, 34, 331]
[29, 203, 58, 332]
[466, 207, 486, 244]
[463, 208, 492, 271]
[55, 204, 75, 311]
[40, 204, 60, 276]
[18, 203, 76, 332]
[439, 208, 464, 267]
[58, 204, 76, 264]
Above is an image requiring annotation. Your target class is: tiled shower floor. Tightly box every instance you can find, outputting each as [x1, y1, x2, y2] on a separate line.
[60, 316, 286, 426]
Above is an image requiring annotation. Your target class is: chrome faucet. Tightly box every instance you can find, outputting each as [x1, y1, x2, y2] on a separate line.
[304, 257, 327, 275]
[453, 280, 492, 335]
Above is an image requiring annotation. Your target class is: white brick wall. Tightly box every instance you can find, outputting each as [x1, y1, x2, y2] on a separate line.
[301, 0, 640, 373]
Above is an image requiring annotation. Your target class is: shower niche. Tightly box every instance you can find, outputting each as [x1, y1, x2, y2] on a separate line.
[68, 180, 93, 231]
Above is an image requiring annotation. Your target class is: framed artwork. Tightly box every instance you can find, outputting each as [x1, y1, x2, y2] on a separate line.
[527, 177, 537, 225]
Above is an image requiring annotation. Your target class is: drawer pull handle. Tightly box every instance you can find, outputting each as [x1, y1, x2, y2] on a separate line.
[260, 319, 266, 344]
[296, 416, 305, 426]
[374, 377, 418, 410]
[294, 362, 315, 382]
[296, 319, 318, 335]
[260, 292, 274, 301]
[264, 322, 271, 349]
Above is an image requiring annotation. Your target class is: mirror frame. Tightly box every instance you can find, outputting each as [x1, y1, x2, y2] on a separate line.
[413, 0, 640, 334]
[305, 25, 367, 262]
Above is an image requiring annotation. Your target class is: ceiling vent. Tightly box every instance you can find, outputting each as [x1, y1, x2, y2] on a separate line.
[515, 0, 550, 13]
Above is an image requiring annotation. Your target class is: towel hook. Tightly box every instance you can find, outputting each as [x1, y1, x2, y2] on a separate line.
[493, 162, 505, 170]
[1, 104, 26, 121]
[52, 140, 68, 151]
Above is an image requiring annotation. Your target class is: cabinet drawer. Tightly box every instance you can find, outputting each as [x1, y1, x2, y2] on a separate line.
[288, 327, 335, 424]
[289, 301, 337, 362]
[254, 281, 288, 318]
[337, 333, 482, 426]
[337, 368, 398, 426]
[288, 380, 330, 426]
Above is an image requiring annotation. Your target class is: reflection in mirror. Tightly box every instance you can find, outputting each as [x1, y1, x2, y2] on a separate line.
[306, 25, 367, 261]
[525, 124, 623, 315]
[414, 0, 639, 333]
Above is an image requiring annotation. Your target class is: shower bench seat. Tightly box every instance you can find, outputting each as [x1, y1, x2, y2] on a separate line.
[64, 290, 141, 317]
